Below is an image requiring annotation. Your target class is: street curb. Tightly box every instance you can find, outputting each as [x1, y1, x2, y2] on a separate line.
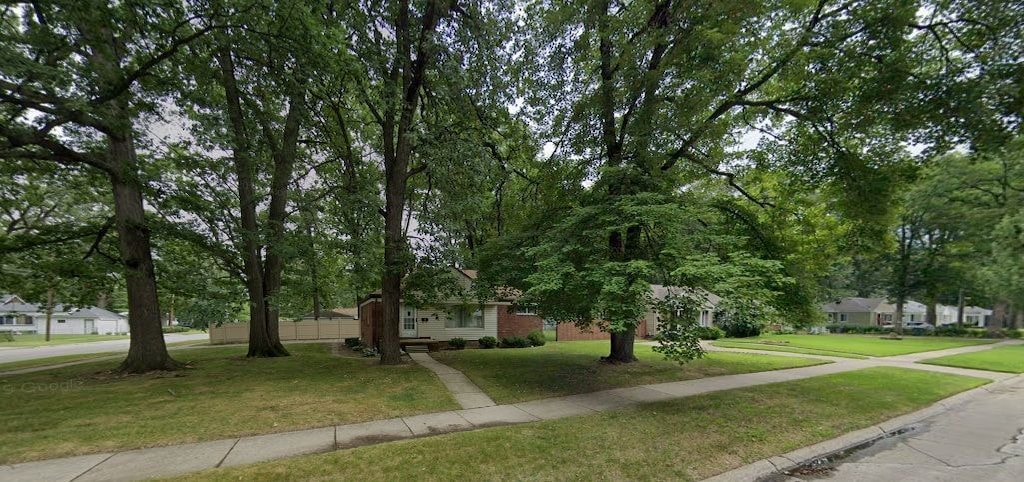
[703, 374, 1023, 481]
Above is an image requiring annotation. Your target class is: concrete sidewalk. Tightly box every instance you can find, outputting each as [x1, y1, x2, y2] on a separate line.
[2, 342, 1015, 482]
[0, 358, 867, 481]
[408, 352, 496, 409]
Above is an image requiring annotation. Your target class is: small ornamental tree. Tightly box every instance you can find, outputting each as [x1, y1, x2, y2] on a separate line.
[651, 291, 706, 363]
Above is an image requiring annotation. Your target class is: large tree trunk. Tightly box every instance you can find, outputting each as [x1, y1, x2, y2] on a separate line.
[379, 182, 406, 365]
[260, 94, 304, 357]
[108, 135, 177, 372]
[606, 331, 638, 363]
[216, 47, 286, 358]
[926, 299, 937, 326]
[606, 225, 642, 363]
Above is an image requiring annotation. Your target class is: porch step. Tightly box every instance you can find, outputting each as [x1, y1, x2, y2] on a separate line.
[404, 345, 430, 353]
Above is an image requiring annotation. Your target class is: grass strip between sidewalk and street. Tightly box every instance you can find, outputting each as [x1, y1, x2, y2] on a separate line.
[920, 344, 1024, 373]
[171, 367, 986, 482]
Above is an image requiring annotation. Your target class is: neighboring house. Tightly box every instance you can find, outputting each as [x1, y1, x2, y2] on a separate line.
[358, 267, 543, 344]
[821, 297, 928, 326]
[49, 307, 129, 335]
[934, 305, 992, 327]
[641, 285, 720, 337]
[822, 298, 893, 326]
[0, 295, 129, 334]
[543, 284, 720, 341]
[0, 297, 41, 332]
[964, 306, 993, 327]
[298, 307, 359, 321]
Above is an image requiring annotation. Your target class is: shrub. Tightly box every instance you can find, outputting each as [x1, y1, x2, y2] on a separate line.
[344, 337, 362, 349]
[478, 336, 498, 349]
[448, 337, 467, 350]
[826, 324, 888, 335]
[161, 326, 191, 334]
[715, 300, 771, 338]
[935, 325, 969, 337]
[1009, 329, 1023, 339]
[694, 326, 725, 340]
[500, 336, 531, 348]
[1, 332, 13, 342]
[526, 330, 546, 347]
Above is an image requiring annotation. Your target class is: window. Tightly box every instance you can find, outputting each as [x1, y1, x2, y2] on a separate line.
[446, 307, 484, 329]
[57, 319, 66, 324]
[700, 310, 711, 327]
[402, 308, 416, 331]
[839, 313, 848, 322]
[882, 314, 893, 322]
[514, 306, 536, 315]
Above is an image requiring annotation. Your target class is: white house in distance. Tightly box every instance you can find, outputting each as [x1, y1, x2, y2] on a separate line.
[0, 294, 129, 335]
[935, 305, 992, 327]
[822, 296, 992, 327]
[821, 297, 926, 326]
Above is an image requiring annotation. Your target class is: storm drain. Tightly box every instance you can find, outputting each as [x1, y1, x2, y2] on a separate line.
[762, 425, 920, 480]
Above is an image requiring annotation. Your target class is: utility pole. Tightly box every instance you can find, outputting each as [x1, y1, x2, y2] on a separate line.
[956, 287, 965, 328]
[45, 288, 54, 342]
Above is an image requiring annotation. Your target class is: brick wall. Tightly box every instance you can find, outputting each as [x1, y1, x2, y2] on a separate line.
[497, 307, 543, 338]
[555, 319, 649, 341]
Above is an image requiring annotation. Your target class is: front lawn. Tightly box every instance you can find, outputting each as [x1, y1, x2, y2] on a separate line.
[0, 341, 207, 372]
[432, 340, 826, 403]
[920, 344, 1024, 373]
[0, 352, 120, 372]
[0, 343, 456, 464]
[713, 334, 994, 358]
[0, 333, 131, 347]
[174, 367, 985, 482]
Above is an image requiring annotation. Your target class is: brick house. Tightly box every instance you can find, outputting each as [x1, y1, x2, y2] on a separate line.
[358, 267, 542, 346]
[555, 284, 720, 341]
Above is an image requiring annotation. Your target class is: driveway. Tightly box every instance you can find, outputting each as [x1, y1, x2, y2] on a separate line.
[0, 333, 208, 364]
[798, 375, 1024, 481]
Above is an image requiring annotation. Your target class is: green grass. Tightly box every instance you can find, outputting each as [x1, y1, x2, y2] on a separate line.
[0, 333, 132, 347]
[174, 367, 986, 482]
[432, 341, 827, 403]
[0, 352, 121, 372]
[712, 334, 995, 358]
[0, 343, 456, 464]
[713, 340, 869, 359]
[543, 329, 557, 342]
[0, 341, 208, 372]
[921, 344, 1024, 373]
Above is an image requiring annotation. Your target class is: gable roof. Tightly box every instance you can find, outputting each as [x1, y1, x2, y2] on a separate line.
[67, 307, 125, 319]
[1, 293, 25, 305]
[821, 297, 887, 313]
[649, 285, 721, 307]
[299, 307, 358, 320]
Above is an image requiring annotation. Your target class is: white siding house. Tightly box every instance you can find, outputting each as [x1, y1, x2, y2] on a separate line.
[0, 296, 128, 334]
[403, 304, 499, 341]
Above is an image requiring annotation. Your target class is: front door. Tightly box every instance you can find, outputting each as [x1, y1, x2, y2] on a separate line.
[400, 305, 417, 338]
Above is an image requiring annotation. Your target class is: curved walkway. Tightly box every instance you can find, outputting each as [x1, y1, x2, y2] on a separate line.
[1, 341, 1017, 482]
[408, 352, 496, 409]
